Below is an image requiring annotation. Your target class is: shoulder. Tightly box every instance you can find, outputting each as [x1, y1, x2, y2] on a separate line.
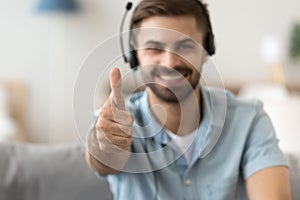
[205, 86, 263, 108]
[204, 87, 264, 117]
[201, 86, 267, 138]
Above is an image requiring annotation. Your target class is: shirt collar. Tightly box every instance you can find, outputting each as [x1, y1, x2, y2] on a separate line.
[139, 86, 227, 158]
[195, 87, 227, 159]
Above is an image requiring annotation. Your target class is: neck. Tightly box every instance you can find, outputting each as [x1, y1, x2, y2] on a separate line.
[148, 86, 202, 136]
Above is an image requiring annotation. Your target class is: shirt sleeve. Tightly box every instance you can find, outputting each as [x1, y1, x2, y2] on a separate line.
[242, 103, 289, 179]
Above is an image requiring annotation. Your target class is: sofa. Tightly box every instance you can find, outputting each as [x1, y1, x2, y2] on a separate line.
[0, 142, 299, 200]
[0, 142, 112, 200]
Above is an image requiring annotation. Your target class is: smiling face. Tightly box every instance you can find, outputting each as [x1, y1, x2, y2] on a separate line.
[135, 15, 207, 102]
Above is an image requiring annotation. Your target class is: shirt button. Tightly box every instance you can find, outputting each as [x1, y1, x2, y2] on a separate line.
[185, 178, 192, 186]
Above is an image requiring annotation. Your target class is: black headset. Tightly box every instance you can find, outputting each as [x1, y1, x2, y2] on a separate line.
[119, 0, 216, 71]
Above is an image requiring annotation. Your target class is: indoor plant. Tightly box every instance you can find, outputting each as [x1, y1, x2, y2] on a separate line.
[290, 22, 300, 62]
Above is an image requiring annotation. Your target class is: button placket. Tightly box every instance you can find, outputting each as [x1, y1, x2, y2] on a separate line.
[185, 178, 192, 186]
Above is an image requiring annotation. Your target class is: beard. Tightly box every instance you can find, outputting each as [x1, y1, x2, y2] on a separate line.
[141, 65, 201, 103]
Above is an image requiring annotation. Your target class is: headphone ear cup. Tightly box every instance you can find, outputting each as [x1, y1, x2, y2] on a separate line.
[205, 33, 215, 56]
[128, 47, 139, 70]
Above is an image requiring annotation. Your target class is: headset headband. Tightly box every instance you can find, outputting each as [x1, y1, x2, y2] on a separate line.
[119, 0, 215, 70]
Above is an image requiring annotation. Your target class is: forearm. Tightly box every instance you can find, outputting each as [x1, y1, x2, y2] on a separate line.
[85, 127, 120, 175]
[85, 150, 120, 175]
[246, 166, 291, 200]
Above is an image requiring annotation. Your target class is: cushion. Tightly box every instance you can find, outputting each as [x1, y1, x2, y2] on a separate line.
[0, 142, 112, 200]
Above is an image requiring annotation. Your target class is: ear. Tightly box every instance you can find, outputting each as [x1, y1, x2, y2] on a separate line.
[201, 53, 208, 65]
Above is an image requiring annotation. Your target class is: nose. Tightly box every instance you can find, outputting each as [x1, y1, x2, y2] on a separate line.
[160, 50, 181, 68]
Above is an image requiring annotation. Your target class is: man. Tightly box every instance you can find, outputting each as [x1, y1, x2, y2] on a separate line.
[86, 0, 291, 199]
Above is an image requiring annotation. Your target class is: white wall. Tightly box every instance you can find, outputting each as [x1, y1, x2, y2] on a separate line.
[0, 0, 299, 143]
[210, 0, 300, 83]
[0, 0, 125, 143]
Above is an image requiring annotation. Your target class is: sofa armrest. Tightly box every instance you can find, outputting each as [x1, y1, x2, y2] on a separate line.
[286, 153, 300, 200]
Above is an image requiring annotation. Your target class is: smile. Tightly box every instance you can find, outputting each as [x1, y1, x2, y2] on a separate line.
[159, 74, 185, 81]
[155, 72, 189, 87]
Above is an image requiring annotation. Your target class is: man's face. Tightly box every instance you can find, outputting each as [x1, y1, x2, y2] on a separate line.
[135, 15, 207, 102]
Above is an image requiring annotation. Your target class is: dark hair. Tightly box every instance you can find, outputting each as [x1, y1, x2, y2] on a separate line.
[130, 0, 211, 38]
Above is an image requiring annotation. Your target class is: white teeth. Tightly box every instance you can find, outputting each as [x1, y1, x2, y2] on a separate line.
[160, 74, 183, 81]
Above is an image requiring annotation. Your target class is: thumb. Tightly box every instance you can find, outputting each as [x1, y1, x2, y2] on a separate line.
[109, 68, 125, 109]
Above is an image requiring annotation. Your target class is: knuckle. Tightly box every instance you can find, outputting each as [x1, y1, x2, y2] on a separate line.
[99, 108, 110, 119]
[127, 138, 133, 146]
[120, 138, 132, 147]
[122, 127, 133, 136]
[119, 138, 127, 146]
[128, 127, 134, 136]
[97, 119, 110, 132]
[96, 117, 105, 128]
[124, 127, 133, 136]
[129, 114, 135, 125]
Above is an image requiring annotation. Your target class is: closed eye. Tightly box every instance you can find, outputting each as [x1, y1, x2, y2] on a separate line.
[145, 47, 163, 52]
[143, 40, 165, 52]
[175, 39, 197, 53]
[180, 44, 195, 50]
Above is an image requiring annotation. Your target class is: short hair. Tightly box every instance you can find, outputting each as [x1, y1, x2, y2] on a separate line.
[130, 0, 211, 40]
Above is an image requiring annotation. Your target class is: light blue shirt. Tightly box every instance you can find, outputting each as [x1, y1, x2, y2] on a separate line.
[100, 87, 288, 200]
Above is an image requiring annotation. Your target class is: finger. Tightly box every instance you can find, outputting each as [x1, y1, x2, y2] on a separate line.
[96, 118, 134, 137]
[105, 134, 132, 147]
[98, 141, 130, 153]
[97, 132, 132, 150]
[109, 68, 125, 110]
[100, 106, 134, 126]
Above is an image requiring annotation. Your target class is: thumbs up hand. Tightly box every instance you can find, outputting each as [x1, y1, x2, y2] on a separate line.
[96, 68, 134, 154]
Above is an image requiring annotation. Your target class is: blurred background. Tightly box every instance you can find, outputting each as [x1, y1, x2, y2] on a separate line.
[0, 0, 299, 153]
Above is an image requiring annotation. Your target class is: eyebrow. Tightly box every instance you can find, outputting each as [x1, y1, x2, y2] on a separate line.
[175, 38, 197, 46]
[144, 40, 166, 48]
[142, 38, 197, 49]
